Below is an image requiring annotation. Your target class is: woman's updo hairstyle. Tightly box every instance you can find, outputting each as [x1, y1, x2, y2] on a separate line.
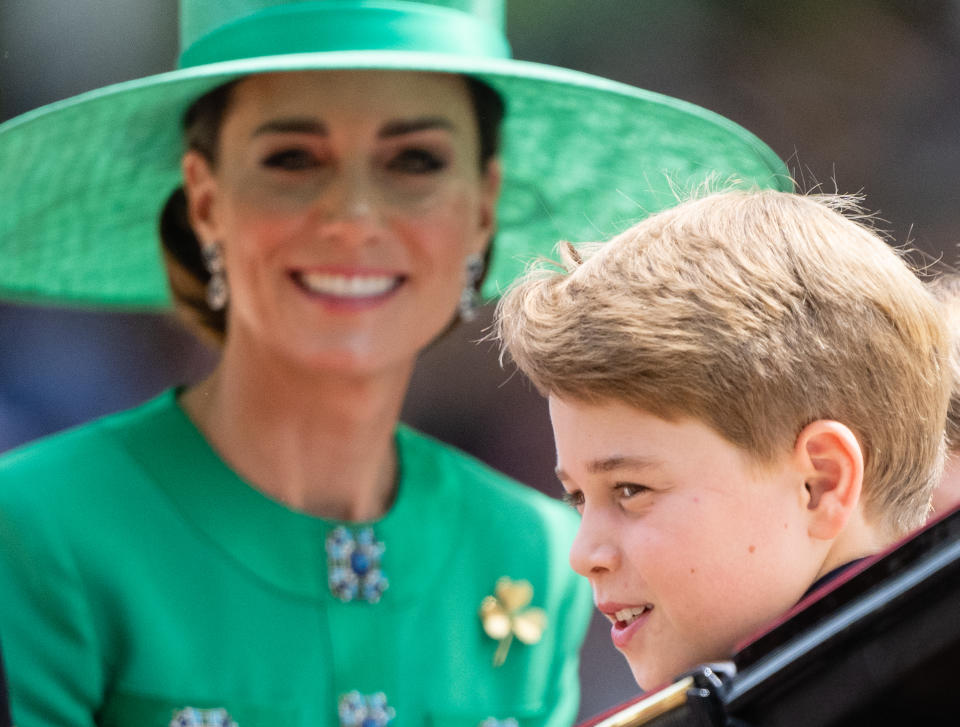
[160, 81, 237, 348]
[159, 75, 504, 347]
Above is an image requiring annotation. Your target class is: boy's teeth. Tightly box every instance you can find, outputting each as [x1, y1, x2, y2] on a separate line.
[614, 606, 650, 624]
[299, 272, 397, 297]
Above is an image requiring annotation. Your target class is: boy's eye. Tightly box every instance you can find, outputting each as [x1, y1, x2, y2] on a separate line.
[561, 490, 584, 511]
[616, 483, 650, 499]
[388, 148, 447, 174]
[262, 148, 319, 171]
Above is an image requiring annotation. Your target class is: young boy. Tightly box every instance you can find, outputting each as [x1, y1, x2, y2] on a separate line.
[928, 273, 960, 519]
[495, 189, 950, 691]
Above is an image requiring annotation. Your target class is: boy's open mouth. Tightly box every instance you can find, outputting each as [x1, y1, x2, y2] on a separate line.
[614, 604, 653, 628]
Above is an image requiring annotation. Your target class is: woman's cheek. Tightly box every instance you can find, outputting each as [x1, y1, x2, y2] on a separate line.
[227, 198, 312, 245]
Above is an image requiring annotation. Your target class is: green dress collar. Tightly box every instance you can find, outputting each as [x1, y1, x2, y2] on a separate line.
[113, 389, 462, 605]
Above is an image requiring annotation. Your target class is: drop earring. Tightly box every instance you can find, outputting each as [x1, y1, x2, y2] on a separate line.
[201, 241, 228, 311]
[458, 252, 484, 322]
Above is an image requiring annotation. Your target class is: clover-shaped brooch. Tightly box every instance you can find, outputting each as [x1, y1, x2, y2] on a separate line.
[479, 577, 547, 666]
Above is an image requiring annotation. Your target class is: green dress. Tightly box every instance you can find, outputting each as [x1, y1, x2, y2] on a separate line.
[0, 390, 591, 727]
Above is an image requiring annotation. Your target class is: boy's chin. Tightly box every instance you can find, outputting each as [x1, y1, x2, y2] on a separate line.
[626, 650, 711, 693]
[626, 655, 680, 693]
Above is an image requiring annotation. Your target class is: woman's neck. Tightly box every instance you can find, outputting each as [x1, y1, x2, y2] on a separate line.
[180, 339, 413, 522]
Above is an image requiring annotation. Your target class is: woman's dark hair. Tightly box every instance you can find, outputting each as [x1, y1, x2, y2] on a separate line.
[464, 76, 505, 172]
[160, 81, 238, 347]
[160, 75, 505, 346]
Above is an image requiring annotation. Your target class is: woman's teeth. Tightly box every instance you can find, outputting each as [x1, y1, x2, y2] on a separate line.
[298, 272, 398, 298]
[615, 605, 652, 625]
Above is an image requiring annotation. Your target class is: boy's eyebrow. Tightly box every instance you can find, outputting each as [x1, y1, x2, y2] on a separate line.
[555, 455, 661, 480]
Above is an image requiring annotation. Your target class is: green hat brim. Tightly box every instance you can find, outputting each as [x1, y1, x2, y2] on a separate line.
[0, 50, 791, 309]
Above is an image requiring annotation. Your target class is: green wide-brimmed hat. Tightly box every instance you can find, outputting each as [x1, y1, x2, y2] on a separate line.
[0, 0, 791, 309]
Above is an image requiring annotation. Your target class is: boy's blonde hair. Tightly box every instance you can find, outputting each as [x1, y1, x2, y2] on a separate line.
[927, 273, 960, 453]
[496, 189, 949, 536]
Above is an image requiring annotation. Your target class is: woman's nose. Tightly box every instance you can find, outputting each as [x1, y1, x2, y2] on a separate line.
[314, 168, 383, 244]
[569, 509, 620, 577]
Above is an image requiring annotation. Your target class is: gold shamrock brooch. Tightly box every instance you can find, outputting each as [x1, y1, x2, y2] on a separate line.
[479, 577, 547, 666]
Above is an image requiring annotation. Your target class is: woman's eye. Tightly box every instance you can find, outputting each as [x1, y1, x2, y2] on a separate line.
[262, 148, 319, 171]
[388, 148, 447, 174]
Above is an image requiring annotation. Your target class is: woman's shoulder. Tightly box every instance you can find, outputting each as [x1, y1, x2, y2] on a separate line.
[396, 423, 577, 533]
[395, 425, 589, 617]
[0, 389, 178, 507]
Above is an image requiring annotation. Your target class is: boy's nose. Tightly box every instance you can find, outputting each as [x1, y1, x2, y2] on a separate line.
[569, 510, 620, 577]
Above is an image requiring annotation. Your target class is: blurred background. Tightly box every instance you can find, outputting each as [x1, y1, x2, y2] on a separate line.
[2, 0, 960, 719]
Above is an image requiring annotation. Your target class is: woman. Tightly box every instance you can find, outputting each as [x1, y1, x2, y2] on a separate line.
[0, 2, 789, 725]
[0, 642, 10, 727]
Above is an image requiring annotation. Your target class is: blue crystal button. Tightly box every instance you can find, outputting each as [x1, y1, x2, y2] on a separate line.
[338, 691, 395, 727]
[326, 526, 388, 603]
[350, 550, 370, 575]
[169, 708, 237, 727]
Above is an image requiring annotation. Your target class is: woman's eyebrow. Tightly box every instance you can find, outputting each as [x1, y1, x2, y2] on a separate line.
[379, 117, 455, 137]
[250, 117, 454, 138]
[252, 118, 328, 137]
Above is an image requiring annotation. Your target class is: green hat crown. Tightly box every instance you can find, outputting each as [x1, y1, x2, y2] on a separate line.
[0, 0, 790, 309]
[178, 0, 512, 68]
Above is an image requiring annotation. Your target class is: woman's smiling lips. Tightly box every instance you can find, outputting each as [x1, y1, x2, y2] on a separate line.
[291, 268, 406, 309]
[597, 600, 655, 650]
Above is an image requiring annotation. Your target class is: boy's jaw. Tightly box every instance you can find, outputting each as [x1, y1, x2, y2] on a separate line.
[597, 600, 655, 649]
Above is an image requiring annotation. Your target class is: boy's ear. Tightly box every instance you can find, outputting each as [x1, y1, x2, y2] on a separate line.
[181, 150, 220, 245]
[794, 420, 865, 541]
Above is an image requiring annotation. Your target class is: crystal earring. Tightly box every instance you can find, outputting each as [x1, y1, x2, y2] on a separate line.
[201, 242, 228, 311]
[458, 252, 484, 322]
